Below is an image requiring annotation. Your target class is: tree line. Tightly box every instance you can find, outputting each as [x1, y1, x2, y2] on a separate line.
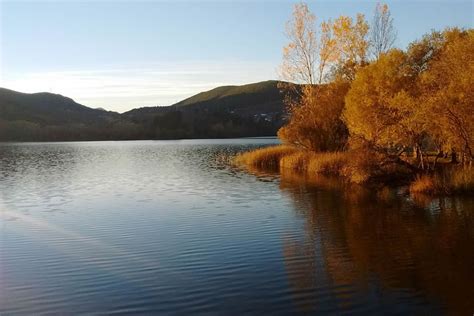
[278, 2, 473, 170]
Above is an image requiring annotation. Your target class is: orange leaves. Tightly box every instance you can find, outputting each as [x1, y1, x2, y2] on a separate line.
[418, 29, 474, 157]
[344, 28, 473, 161]
[279, 2, 472, 163]
[280, 2, 369, 85]
[279, 82, 350, 151]
[343, 49, 414, 147]
[281, 3, 318, 85]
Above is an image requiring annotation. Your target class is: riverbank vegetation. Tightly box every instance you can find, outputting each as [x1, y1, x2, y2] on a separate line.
[236, 2, 473, 195]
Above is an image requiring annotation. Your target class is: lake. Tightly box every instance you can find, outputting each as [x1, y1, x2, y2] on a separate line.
[0, 139, 473, 315]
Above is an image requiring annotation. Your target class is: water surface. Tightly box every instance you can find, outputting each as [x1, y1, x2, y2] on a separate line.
[0, 139, 473, 314]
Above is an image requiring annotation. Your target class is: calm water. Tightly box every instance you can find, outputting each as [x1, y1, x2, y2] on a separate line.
[0, 139, 473, 315]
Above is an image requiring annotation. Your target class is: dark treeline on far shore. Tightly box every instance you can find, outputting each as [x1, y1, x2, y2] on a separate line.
[0, 80, 286, 141]
[0, 109, 280, 141]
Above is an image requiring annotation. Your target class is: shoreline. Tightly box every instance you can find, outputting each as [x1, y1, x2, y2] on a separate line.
[234, 145, 474, 196]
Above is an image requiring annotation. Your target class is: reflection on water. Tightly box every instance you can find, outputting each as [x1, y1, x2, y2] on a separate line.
[279, 171, 474, 315]
[0, 140, 472, 315]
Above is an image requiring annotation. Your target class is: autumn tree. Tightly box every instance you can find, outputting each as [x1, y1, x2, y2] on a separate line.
[279, 2, 341, 151]
[406, 30, 444, 75]
[343, 50, 419, 153]
[344, 28, 473, 168]
[279, 2, 345, 89]
[370, 3, 397, 59]
[278, 81, 350, 151]
[280, 3, 370, 86]
[278, 2, 369, 151]
[280, 2, 318, 86]
[331, 14, 370, 81]
[418, 29, 474, 163]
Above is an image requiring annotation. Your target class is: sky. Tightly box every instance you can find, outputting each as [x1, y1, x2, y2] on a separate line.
[0, 0, 472, 113]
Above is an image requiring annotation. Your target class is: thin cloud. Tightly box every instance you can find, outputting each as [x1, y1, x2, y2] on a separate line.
[1, 61, 276, 112]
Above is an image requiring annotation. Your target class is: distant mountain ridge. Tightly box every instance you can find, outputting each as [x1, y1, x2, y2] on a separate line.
[123, 80, 285, 118]
[0, 87, 118, 125]
[0, 80, 289, 141]
[175, 80, 282, 107]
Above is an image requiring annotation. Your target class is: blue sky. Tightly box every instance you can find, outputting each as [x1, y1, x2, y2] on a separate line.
[0, 0, 472, 112]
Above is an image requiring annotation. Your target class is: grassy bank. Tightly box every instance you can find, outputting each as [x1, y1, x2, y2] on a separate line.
[234, 145, 389, 184]
[235, 145, 474, 194]
[234, 145, 299, 170]
[409, 167, 474, 195]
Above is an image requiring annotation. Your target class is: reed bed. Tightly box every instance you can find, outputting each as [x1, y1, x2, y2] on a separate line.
[410, 167, 474, 195]
[234, 145, 298, 170]
[236, 145, 473, 194]
[235, 145, 350, 178]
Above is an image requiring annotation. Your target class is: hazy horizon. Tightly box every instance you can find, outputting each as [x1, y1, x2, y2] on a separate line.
[1, 0, 472, 112]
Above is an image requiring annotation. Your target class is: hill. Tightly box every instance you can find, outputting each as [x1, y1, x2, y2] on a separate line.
[124, 80, 286, 118]
[0, 88, 143, 141]
[0, 81, 289, 141]
[175, 80, 283, 109]
[0, 87, 117, 125]
[122, 80, 287, 139]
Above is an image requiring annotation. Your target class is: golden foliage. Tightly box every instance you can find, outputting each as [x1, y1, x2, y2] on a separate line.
[280, 2, 370, 86]
[343, 49, 415, 149]
[333, 14, 370, 66]
[280, 3, 318, 85]
[278, 81, 349, 151]
[418, 29, 474, 160]
[344, 28, 473, 164]
[245, 3, 473, 191]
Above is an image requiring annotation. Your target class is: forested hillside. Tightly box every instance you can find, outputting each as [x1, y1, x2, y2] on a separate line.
[0, 81, 288, 141]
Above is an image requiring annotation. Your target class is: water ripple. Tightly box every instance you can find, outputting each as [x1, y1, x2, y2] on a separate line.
[0, 139, 473, 315]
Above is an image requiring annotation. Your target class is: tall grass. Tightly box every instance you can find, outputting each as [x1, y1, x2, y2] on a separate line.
[234, 145, 298, 170]
[278, 150, 350, 175]
[235, 145, 351, 176]
[236, 145, 474, 194]
[307, 152, 348, 175]
[409, 167, 474, 195]
[449, 166, 474, 193]
[235, 145, 354, 179]
[280, 151, 312, 171]
[409, 174, 441, 195]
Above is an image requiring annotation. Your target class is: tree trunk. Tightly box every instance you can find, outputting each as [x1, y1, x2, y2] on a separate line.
[451, 149, 458, 164]
[432, 150, 443, 170]
[415, 145, 424, 169]
[419, 149, 425, 170]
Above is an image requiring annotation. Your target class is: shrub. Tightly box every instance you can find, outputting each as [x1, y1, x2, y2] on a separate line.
[409, 174, 442, 195]
[339, 149, 380, 184]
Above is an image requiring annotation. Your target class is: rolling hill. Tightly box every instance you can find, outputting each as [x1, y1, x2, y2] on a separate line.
[0, 87, 118, 125]
[123, 80, 286, 119]
[0, 81, 290, 141]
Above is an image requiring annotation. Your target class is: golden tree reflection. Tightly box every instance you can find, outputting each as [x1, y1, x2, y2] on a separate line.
[279, 171, 474, 314]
